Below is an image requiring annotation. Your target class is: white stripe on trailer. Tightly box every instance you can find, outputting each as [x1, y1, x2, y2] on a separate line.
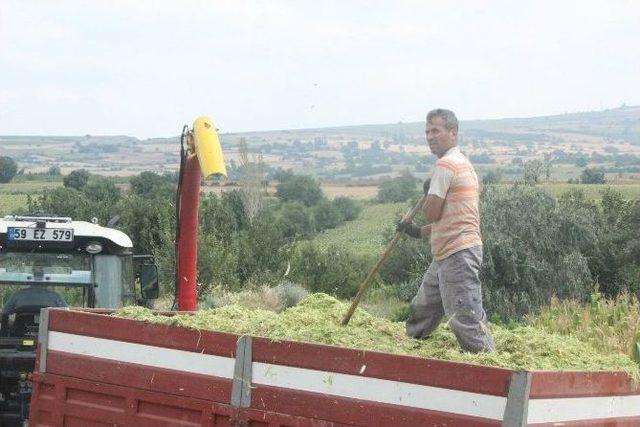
[528, 395, 640, 424]
[48, 331, 235, 379]
[252, 361, 507, 421]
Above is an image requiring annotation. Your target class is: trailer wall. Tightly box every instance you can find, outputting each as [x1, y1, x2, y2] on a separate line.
[28, 309, 640, 427]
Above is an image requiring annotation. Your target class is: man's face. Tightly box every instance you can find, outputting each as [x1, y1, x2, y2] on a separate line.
[426, 117, 457, 158]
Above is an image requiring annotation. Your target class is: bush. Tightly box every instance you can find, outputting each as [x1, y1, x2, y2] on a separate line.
[332, 196, 361, 221]
[275, 281, 309, 309]
[197, 234, 240, 294]
[236, 209, 291, 284]
[522, 160, 543, 185]
[0, 156, 18, 183]
[278, 202, 315, 239]
[130, 171, 175, 198]
[27, 187, 90, 220]
[275, 174, 323, 206]
[313, 199, 342, 230]
[63, 169, 90, 190]
[47, 166, 61, 176]
[480, 185, 595, 319]
[290, 242, 370, 298]
[200, 191, 247, 242]
[379, 233, 430, 286]
[376, 173, 418, 203]
[481, 169, 503, 185]
[580, 167, 606, 184]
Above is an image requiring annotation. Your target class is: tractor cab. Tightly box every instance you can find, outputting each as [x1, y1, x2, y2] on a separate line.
[0, 214, 159, 426]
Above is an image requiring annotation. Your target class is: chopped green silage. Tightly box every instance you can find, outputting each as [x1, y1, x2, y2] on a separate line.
[116, 293, 640, 379]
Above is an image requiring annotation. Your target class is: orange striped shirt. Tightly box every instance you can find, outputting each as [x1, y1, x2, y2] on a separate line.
[427, 146, 482, 260]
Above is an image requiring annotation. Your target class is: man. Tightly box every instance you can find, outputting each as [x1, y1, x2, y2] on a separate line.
[397, 108, 494, 353]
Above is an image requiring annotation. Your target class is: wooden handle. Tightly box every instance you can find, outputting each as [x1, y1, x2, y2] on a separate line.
[341, 196, 426, 326]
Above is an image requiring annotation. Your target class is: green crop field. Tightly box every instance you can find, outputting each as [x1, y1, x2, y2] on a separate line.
[0, 181, 61, 194]
[0, 194, 29, 215]
[313, 201, 407, 256]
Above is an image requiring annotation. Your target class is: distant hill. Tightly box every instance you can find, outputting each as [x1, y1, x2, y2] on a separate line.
[1, 106, 639, 179]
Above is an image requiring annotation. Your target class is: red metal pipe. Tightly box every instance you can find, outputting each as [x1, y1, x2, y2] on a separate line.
[177, 155, 201, 311]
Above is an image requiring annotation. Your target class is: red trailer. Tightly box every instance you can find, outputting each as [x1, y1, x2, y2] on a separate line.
[28, 308, 640, 427]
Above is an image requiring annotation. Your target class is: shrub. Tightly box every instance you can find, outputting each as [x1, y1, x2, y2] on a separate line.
[236, 209, 291, 284]
[0, 156, 18, 183]
[480, 185, 595, 319]
[313, 199, 342, 230]
[290, 242, 370, 298]
[197, 234, 240, 294]
[580, 167, 606, 184]
[275, 174, 323, 206]
[63, 169, 90, 190]
[481, 169, 503, 185]
[332, 196, 362, 221]
[278, 202, 315, 239]
[376, 173, 418, 203]
[275, 281, 309, 309]
[130, 171, 174, 197]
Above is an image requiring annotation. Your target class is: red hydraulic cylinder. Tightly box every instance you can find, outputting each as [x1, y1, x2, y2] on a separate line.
[177, 155, 201, 311]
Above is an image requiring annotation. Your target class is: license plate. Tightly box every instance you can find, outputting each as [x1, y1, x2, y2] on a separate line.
[7, 227, 74, 242]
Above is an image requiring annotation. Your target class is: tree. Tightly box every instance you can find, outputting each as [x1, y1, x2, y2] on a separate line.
[580, 167, 606, 184]
[575, 156, 588, 167]
[481, 169, 503, 185]
[238, 137, 264, 223]
[83, 177, 121, 204]
[480, 185, 594, 319]
[332, 197, 361, 221]
[523, 160, 543, 185]
[130, 171, 173, 198]
[313, 199, 342, 230]
[0, 156, 18, 183]
[278, 202, 315, 239]
[275, 174, 323, 207]
[47, 166, 61, 176]
[376, 173, 417, 203]
[63, 169, 90, 190]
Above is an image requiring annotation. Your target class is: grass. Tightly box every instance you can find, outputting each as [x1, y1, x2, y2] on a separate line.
[0, 181, 61, 194]
[312, 201, 407, 256]
[0, 194, 29, 215]
[527, 293, 640, 362]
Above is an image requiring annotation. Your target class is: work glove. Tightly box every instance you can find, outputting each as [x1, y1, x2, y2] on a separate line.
[423, 178, 431, 195]
[396, 220, 422, 239]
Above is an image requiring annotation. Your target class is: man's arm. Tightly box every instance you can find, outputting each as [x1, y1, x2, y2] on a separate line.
[424, 194, 445, 223]
[424, 160, 453, 222]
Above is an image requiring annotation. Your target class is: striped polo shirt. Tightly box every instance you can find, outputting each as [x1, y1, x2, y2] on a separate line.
[426, 146, 482, 260]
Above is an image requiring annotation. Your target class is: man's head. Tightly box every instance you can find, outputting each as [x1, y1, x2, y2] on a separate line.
[426, 109, 458, 158]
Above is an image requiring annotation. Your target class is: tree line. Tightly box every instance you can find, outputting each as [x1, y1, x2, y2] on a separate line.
[6, 165, 640, 321]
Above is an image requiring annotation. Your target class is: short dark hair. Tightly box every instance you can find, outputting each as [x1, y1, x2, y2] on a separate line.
[426, 109, 458, 132]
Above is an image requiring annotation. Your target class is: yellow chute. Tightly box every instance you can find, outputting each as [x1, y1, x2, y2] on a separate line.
[191, 116, 227, 178]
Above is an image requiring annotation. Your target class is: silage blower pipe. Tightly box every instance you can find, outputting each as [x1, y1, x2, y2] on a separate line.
[176, 155, 202, 311]
[175, 116, 227, 312]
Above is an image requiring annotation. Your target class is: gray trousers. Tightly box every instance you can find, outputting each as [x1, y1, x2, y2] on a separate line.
[406, 246, 495, 353]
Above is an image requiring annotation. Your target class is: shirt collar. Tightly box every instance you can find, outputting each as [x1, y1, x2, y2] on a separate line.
[443, 146, 460, 157]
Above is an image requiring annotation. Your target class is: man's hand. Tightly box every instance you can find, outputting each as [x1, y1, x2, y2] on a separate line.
[423, 178, 431, 195]
[396, 220, 422, 238]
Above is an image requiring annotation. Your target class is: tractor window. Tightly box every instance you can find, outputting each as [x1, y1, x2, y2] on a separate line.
[94, 255, 132, 309]
[0, 252, 92, 285]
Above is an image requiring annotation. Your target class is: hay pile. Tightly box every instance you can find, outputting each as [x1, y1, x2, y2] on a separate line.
[116, 293, 639, 378]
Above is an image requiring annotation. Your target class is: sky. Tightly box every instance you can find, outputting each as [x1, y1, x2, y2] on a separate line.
[1, 1, 639, 138]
